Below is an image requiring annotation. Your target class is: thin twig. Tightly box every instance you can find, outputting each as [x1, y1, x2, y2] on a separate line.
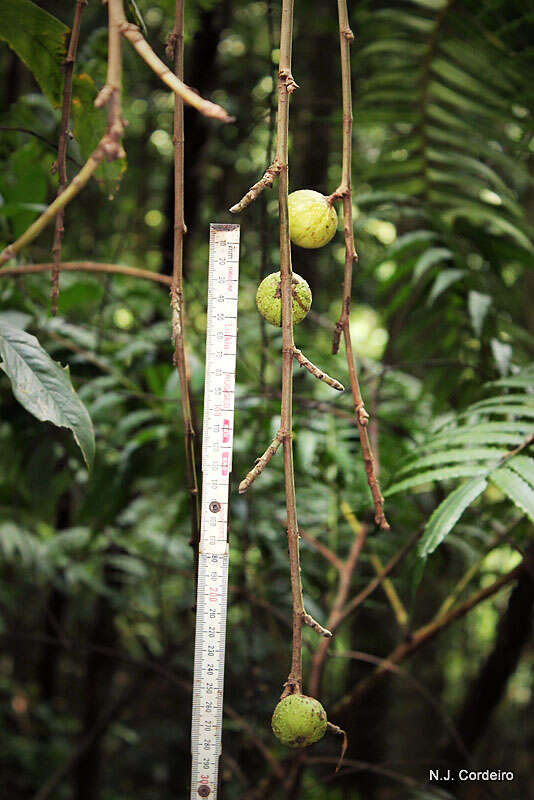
[333, 561, 524, 714]
[292, 347, 344, 391]
[0, 261, 172, 285]
[238, 430, 284, 493]
[336, 526, 424, 630]
[330, 649, 472, 763]
[229, 160, 283, 213]
[167, 1, 201, 586]
[329, 0, 389, 530]
[299, 528, 344, 572]
[114, 0, 233, 123]
[51, 0, 88, 315]
[308, 518, 367, 697]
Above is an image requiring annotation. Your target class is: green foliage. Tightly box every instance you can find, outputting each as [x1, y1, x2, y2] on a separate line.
[0, 319, 94, 469]
[0, 0, 532, 797]
[0, 0, 68, 106]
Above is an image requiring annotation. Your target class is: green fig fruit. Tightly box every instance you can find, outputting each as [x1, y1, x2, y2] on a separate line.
[288, 189, 338, 249]
[271, 694, 327, 748]
[256, 271, 312, 327]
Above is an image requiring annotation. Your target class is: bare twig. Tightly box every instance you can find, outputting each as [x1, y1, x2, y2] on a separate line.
[114, 0, 233, 122]
[308, 518, 367, 697]
[292, 347, 345, 391]
[229, 160, 283, 213]
[336, 526, 423, 630]
[333, 562, 524, 714]
[51, 0, 88, 315]
[167, 1, 201, 582]
[0, 261, 172, 286]
[329, 0, 389, 530]
[299, 528, 344, 572]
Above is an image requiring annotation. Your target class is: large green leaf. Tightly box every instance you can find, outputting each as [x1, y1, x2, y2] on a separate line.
[0, 322, 94, 470]
[490, 467, 534, 523]
[508, 455, 534, 489]
[418, 477, 488, 557]
[0, 0, 68, 106]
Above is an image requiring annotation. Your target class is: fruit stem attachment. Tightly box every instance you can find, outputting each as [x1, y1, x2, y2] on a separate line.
[292, 347, 344, 392]
[327, 721, 348, 772]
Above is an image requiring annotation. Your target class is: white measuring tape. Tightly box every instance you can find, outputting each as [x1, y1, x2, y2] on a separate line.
[191, 223, 240, 799]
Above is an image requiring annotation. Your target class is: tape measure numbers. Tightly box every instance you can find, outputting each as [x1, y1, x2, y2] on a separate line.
[191, 224, 240, 800]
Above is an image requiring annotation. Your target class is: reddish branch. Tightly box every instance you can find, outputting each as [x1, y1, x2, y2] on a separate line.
[167, 1, 201, 576]
[51, 0, 87, 315]
[0, 261, 172, 286]
[333, 561, 525, 715]
[329, 0, 389, 530]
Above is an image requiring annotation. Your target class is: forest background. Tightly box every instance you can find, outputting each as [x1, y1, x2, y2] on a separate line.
[0, 1, 533, 799]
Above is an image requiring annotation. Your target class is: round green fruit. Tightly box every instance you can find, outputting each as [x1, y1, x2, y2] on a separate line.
[288, 189, 338, 249]
[256, 271, 312, 327]
[271, 694, 328, 748]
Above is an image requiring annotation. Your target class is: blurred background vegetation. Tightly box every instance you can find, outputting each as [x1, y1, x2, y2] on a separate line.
[0, 0, 533, 798]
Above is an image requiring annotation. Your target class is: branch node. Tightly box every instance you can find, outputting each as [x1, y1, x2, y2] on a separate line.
[301, 612, 332, 638]
[342, 27, 355, 42]
[279, 68, 299, 94]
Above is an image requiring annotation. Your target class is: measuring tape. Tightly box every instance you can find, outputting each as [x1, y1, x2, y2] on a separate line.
[191, 223, 240, 799]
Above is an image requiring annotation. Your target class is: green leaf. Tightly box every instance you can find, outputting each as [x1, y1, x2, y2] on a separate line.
[418, 477, 488, 557]
[385, 465, 487, 496]
[413, 247, 453, 282]
[397, 447, 505, 477]
[0, 321, 94, 470]
[491, 339, 512, 377]
[508, 456, 534, 489]
[489, 374, 534, 389]
[71, 72, 126, 196]
[468, 291, 492, 337]
[0, 0, 68, 106]
[427, 269, 465, 305]
[490, 467, 534, 523]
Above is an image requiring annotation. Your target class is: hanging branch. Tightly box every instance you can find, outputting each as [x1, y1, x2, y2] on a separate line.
[328, 0, 389, 530]
[51, 0, 88, 316]
[0, 0, 233, 269]
[276, 0, 333, 698]
[166, 1, 201, 578]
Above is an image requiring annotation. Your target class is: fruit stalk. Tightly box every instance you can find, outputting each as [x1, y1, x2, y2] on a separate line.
[276, 0, 304, 695]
